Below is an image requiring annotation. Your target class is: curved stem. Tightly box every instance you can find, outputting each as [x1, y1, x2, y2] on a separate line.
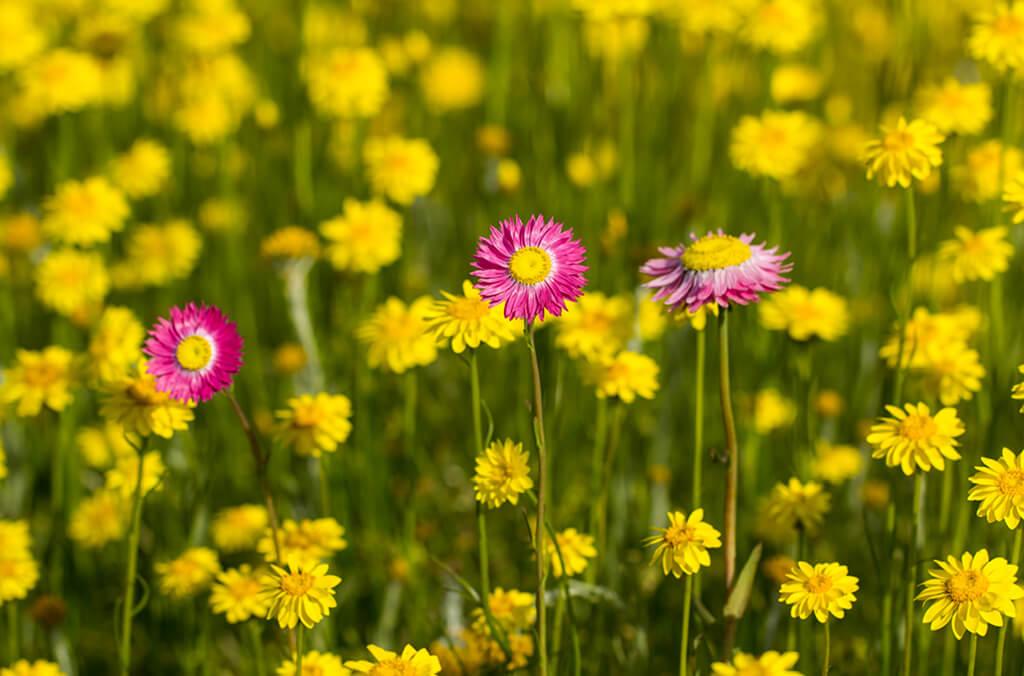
[526, 325, 550, 676]
[902, 474, 923, 676]
[719, 311, 740, 654]
[994, 528, 1023, 676]
[120, 442, 148, 676]
[680, 574, 694, 676]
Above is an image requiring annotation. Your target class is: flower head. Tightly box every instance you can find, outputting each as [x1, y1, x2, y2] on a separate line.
[275, 393, 353, 458]
[144, 303, 244, 403]
[759, 285, 849, 341]
[0, 550, 38, 604]
[156, 547, 221, 599]
[641, 231, 791, 314]
[473, 439, 533, 509]
[472, 587, 536, 634]
[1, 347, 77, 417]
[261, 226, 320, 262]
[553, 292, 632, 361]
[424, 280, 522, 353]
[968, 449, 1024, 529]
[547, 528, 597, 578]
[585, 351, 660, 403]
[753, 387, 797, 433]
[471, 214, 587, 323]
[953, 141, 1022, 203]
[258, 518, 348, 567]
[741, 0, 821, 54]
[711, 651, 801, 676]
[644, 509, 721, 578]
[357, 297, 438, 373]
[419, 47, 485, 112]
[100, 360, 195, 439]
[938, 226, 1014, 283]
[121, 220, 203, 288]
[970, 3, 1024, 72]
[0, 660, 64, 676]
[277, 651, 350, 676]
[863, 117, 945, 188]
[779, 561, 859, 623]
[811, 442, 863, 485]
[730, 110, 822, 180]
[867, 403, 965, 475]
[104, 451, 165, 500]
[915, 78, 992, 136]
[212, 504, 269, 553]
[110, 138, 171, 200]
[68, 491, 127, 549]
[345, 644, 441, 676]
[766, 478, 831, 537]
[918, 549, 1024, 638]
[210, 564, 271, 624]
[35, 249, 110, 317]
[364, 136, 439, 206]
[304, 47, 389, 119]
[88, 307, 145, 383]
[320, 199, 402, 274]
[263, 557, 342, 629]
[42, 176, 129, 246]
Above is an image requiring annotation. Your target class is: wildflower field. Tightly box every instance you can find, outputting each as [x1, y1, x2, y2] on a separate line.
[6, 0, 1024, 675]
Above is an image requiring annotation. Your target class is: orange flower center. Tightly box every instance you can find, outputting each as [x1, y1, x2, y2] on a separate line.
[883, 130, 914, 153]
[806, 573, 833, 594]
[899, 414, 937, 441]
[945, 570, 989, 603]
[23, 363, 62, 388]
[664, 523, 696, 548]
[280, 571, 314, 597]
[370, 659, 418, 676]
[997, 469, 1024, 497]
[994, 14, 1024, 38]
[447, 296, 490, 321]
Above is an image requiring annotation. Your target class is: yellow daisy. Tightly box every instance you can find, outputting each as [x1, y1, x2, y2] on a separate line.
[471, 587, 536, 634]
[585, 350, 660, 403]
[156, 547, 221, 599]
[211, 504, 269, 553]
[915, 78, 992, 136]
[863, 117, 945, 188]
[968, 449, 1024, 529]
[547, 528, 597, 578]
[811, 442, 864, 485]
[258, 517, 348, 567]
[753, 388, 797, 434]
[277, 651, 350, 676]
[42, 176, 129, 246]
[424, 280, 522, 354]
[363, 135, 439, 206]
[320, 199, 402, 274]
[68, 491, 126, 549]
[952, 141, 1022, 203]
[345, 644, 441, 675]
[303, 47, 389, 119]
[1003, 170, 1024, 223]
[938, 226, 1014, 283]
[779, 561, 859, 623]
[99, 361, 194, 439]
[554, 292, 632, 361]
[88, 306, 145, 383]
[109, 138, 171, 200]
[644, 509, 722, 578]
[711, 651, 802, 676]
[275, 393, 353, 458]
[1, 346, 77, 417]
[104, 451, 165, 500]
[122, 220, 203, 287]
[741, 0, 821, 55]
[419, 47, 485, 113]
[765, 478, 831, 535]
[918, 549, 1024, 639]
[34, 249, 110, 317]
[970, 3, 1024, 72]
[262, 557, 342, 629]
[260, 226, 320, 261]
[473, 439, 533, 509]
[0, 660, 65, 676]
[357, 297, 438, 374]
[923, 342, 985, 407]
[210, 564, 271, 624]
[0, 551, 38, 604]
[730, 110, 822, 180]
[759, 285, 849, 341]
[867, 403, 964, 475]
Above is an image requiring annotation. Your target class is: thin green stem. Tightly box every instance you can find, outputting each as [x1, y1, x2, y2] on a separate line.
[120, 442, 147, 676]
[680, 574, 694, 676]
[994, 528, 1023, 676]
[588, 396, 609, 554]
[693, 329, 706, 507]
[247, 621, 266, 676]
[719, 311, 740, 655]
[526, 325, 550, 676]
[902, 474, 923, 676]
[967, 633, 978, 676]
[905, 185, 917, 263]
[6, 602, 17, 662]
[822, 621, 831, 676]
[881, 502, 897, 676]
[318, 456, 331, 516]
[295, 626, 304, 676]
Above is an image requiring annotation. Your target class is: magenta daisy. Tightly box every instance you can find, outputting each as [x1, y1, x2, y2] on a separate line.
[143, 303, 243, 403]
[471, 214, 587, 323]
[641, 230, 791, 313]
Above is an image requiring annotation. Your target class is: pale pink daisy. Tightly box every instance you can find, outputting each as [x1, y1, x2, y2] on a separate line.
[641, 230, 791, 313]
[471, 214, 587, 323]
[144, 303, 243, 403]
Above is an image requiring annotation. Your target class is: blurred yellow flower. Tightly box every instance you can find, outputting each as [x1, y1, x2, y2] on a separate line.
[424, 280, 521, 354]
[938, 225, 1014, 282]
[879, 306, 978, 370]
[123, 220, 203, 287]
[68, 491, 126, 549]
[100, 361, 194, 439]
[730, 110, 822, 180]
[0, 553, 39, 605]
[779, 561, 859, 623]
[867, 403, 964, 475]
[18, 49, 103, 117]
[970, 3, 1024, 72]
[968, 448, 1024, 529]
[0, 443, 6, 481]
[104, 451, 165, 499]
[763, 555, 798, 585]
[263, 558, 342, 629]
[88, 306, 144, 383]
[275, 393, 353, 458]
[496, 158, 521, 192]
[586, 350, 660, 403]
[471, 587, 536, 634]
[420, 47, 485, 112]
[199, 196, 248, 233]
[923, 342, 985, 407]
[76, 423, 133, 470]
[770, 64, 823, 104]
[1, 346, 77, 417]
[210, 564, 270, 624]
[555, 292, 632, 361]
[272, 343, 308, 375]
[0, 660, 64, 676]
[364, 136, 439, 205]
[304, 47, 389, 118]
[277, 650, 350, 676]
[753, 388, 797, 434]
[1002, 170, 1024, 223]
[811, 442, 863, 485]
[43, 177, 128, 246]
[863, 117, 945, 188]
[547, 528, 597, 578]
[258, 517, 347, 567]
[110, 139, 171, 200]
[261, 226, 320, 261]
[644, 508, 721, 577]
[346, 645, 441, 675]
[0, 5, 46, 72]
[918, 549, 1024, 639]
[35, 249, 109, 317]
[916, 78, 992, 136]
[212, 504, 269, 553]
[357, 296, 438, 374]
[1014, 365, 1024, 412]
[473, 439, 533, 509]
[953, 141, 1022, 203]
[741, 0, 822, 55]
[711, 651, 801, 676]
[173, 0, 251, 55]
[156, 547, 221, 600]
[766, 478, 830, 535]
[0, 213, 42, 254]
[320, 199, 402, 273]
[759, 285, 849, 341]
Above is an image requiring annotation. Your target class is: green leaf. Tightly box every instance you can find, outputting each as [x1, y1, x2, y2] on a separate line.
[723, 543, 762, 619]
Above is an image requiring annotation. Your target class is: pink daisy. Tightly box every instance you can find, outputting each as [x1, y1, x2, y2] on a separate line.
[641, 230, 791, 313]
[471, 214, 587, 323]
[143, 303, 243, 403]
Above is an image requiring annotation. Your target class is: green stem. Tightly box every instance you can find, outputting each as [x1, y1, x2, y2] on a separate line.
[881, 502, 897, 676]
[902, 474, 923, 676]
[994, 528, 1023, 676]
[293, 119, 314, 217]
[719, 311, 740, 655]
[905, 182, 917, 262]
[318, 456, 331, 516]
[822, 621, 831, 676]
[526, 325, 550, 676]
[120, 442, 148, 676]
[247, 622, 266, 676]
[680, 574, 694, 676]
[588, 396, 609, 552]
[967, 633, 978, 676]
[295, 626, 304, 676]
[693, 329, 706, 507]
[6, 602, 17, 662]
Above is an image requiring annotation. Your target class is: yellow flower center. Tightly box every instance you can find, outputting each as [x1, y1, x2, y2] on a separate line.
[369, 660, 418, 676]
[899, 414, 937, 441]
[664, 523, 695, 548]
[997, 469, 1024, 497]
[994, 14, 1024, 38]
[682, 235, 752, 271]
[176, 335, 213, 372]
[883, 130, 914, 152]
[509, 246, 553, 285]
[448, 296, 491, 321]
[280, 571, 315, 597]
[23, 363, 62, 387]
[128, 378, 165, 405]
[806, 573, 834, 594]
[0, 559, 16, 577]
[302, 665, 325, 676]
[945, 570, 989, 603]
